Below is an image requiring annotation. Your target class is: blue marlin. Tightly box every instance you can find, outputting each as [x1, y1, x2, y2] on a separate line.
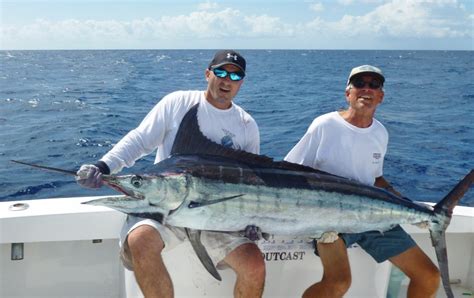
[12, 104, 473, 298]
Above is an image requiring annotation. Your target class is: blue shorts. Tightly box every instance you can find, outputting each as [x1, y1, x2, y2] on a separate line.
[315, 225, 416, 263]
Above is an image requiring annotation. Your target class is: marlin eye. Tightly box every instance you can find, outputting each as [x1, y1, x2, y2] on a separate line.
[131, 175, 143, 188]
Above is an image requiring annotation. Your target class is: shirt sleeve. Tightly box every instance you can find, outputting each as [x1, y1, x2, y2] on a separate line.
[244, 119, 260, 154]
[100, 93, 175, 173]
[284, 120, 320, 168]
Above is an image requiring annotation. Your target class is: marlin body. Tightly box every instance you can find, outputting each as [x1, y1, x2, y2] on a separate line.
[12, 104, 473, 298]
[98, 154, 443, 237]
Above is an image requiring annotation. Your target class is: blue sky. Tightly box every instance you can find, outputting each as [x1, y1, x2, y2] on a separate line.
[1, 0, 473, 50]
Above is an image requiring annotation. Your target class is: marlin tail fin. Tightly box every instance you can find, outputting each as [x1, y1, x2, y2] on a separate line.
[429, 170, 473, 298]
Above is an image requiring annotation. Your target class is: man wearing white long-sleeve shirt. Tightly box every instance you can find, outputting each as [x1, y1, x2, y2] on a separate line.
[76, 50, 265, 298]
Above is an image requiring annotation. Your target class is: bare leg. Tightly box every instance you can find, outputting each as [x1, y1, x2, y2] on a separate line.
[390, 246, 440, 298]
[127, 225, 173, 298]
[302, 238, 351, 298]
[222, 242, 265, 298]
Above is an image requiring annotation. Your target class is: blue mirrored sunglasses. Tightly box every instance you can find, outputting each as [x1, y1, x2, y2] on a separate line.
[211, 67, 245, 81]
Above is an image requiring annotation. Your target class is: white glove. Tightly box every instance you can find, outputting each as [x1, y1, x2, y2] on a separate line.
[76, 164, 103, 189]
[317, 231, 339, 244]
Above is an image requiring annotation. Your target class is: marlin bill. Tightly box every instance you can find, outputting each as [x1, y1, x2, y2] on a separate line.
[11, 104, 474, 298]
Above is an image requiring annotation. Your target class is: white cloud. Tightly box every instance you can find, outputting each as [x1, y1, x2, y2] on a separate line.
[197, 1, 219, 10]
[0, 8, 291, 48]
[367, 0, 470, 37]
[243, 15, 294, 37]
[310, 2, 324, 12]
[337, 0, 354, 5]
[1, 0, 472, 49]
[361, 0, 388, 3]
[422, 0, 457, 4]
[304, 0, 472, 39]
[159, 9, 243, 38]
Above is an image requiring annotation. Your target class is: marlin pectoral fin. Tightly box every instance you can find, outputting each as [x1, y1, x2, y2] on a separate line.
[81, 195, 137, 206]
[82, 196, 166, 220]
[185, 228, 222, 281]
[188, 194, 244, 208]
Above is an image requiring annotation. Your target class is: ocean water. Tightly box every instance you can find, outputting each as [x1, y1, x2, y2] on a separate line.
[0, 50, 473, 206]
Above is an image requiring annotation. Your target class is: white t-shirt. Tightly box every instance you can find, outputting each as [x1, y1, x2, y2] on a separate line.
[101, 90, 260, 174]
[284, 111, 388, 186]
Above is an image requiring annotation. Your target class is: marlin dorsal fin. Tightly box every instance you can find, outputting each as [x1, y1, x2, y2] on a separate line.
[170, 103, 278, 166]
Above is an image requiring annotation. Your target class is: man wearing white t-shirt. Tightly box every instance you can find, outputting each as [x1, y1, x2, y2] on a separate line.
[76, 50, 265, 298]
[285, 65, 440, 298]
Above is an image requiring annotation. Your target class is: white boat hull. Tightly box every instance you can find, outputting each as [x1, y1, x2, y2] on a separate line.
[1, 196, 473, 297]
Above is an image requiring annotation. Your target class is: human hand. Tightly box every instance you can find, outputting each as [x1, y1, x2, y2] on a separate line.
[241, 225, 269, 241]
[316, 231, 339, 243]
[76, 164, 103, 188]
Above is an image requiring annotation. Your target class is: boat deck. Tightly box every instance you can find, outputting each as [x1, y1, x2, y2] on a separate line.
[1, 196, 473, 297]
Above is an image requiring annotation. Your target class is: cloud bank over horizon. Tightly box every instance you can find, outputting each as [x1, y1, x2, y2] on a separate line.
[1, 0, 472, 50]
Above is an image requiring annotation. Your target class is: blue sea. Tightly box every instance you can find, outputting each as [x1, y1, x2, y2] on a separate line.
[0, 50, 473, 206]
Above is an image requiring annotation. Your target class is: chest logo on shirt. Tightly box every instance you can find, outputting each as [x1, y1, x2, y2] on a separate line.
[372, 152, 382, 165]
[221, 129, 240, 150]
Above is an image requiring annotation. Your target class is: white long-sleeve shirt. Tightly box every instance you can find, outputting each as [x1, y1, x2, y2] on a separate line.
[101, 90, 260, 174]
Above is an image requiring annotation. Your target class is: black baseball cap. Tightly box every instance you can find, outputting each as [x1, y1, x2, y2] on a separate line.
[208, 50, 246, 74]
